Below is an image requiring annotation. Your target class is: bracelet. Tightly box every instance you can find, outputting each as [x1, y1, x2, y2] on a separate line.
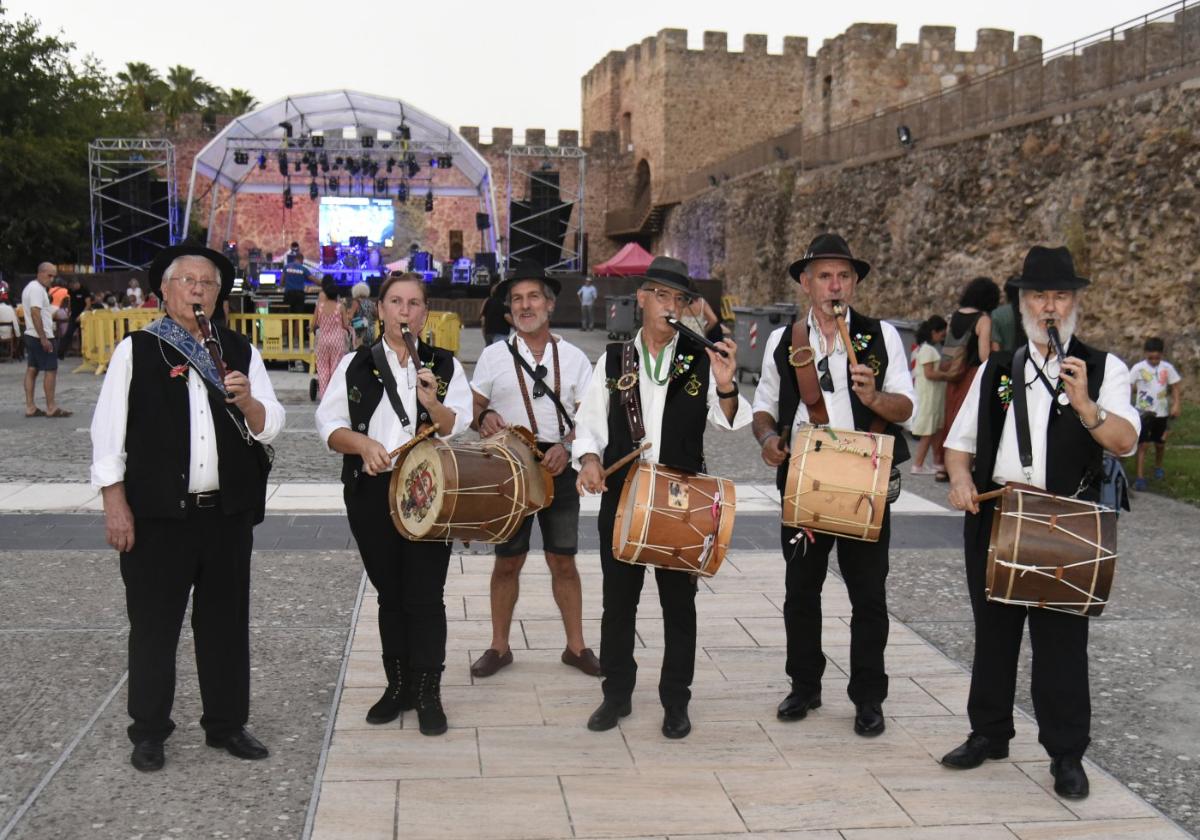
[757, 431, 780, 448]
[716, 385, 739, 399]
[1079, 405, 1108, 431]
[477, 408, 499, 425]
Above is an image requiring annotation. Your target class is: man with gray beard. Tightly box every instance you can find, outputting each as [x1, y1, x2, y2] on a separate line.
[937, 246, 1140, 800]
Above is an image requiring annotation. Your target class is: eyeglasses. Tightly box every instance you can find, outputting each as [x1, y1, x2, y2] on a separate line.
[530, 364, 548, 398]
[648, 287, 691, 308]
[818, 356, 834, 392]
[173, 276, 221, 292]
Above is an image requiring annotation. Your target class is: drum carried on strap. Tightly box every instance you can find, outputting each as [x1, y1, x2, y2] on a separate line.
[612, 461, 736, 577]
[782, 425, 894, 542]
[482, 426, 554, 512]
[388, 425, 552, 543]
[985, 484, 1117, 617]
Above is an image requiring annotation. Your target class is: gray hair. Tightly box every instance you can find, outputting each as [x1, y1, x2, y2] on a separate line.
[351, 282, 370, 299]
[162, 254, 219, 284]
[505, 279, 557, 307]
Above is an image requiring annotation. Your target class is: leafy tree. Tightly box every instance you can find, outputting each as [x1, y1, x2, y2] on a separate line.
[162, 64, 216, 124]
[115, 61, 167, 113]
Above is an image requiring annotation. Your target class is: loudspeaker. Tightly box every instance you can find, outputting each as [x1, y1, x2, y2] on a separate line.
[508, 201, 571, 267]
[529, 171, 560, 205]
[105, 173, 171, 268]
[475, 212, 490, 231]
[474, 252, 498, 274]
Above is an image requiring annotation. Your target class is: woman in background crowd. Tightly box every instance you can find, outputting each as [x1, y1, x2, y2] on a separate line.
[909, 315, 949, 475]
[312, 278, 350, 399]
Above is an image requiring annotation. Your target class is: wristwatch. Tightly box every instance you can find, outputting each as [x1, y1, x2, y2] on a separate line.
[1080, 405, 1108, 431]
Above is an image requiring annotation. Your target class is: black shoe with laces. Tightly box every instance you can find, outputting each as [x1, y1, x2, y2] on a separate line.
[412, 668, 447, 736]
[367, 656, 411, 724]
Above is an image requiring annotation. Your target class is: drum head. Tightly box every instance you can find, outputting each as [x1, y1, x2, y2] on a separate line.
[483, 425, 553, 511]
[394, 439, 446, 538]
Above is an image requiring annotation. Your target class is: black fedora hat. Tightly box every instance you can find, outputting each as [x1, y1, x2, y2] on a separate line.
[495, 259, 562, 299]
[148, 243, 235, 300]
[787, 233, 871, 282]
[1009, 246, 1090, 291]
[636, 256, 695, 296]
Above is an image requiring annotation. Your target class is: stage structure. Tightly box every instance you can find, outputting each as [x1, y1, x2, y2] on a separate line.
[506, 144, 586, 272]
[89, 138, 180, 271]
[183, 90, 500, 261]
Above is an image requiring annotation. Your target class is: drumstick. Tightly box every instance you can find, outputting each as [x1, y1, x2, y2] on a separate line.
[831, 302, 858, 367]
[602, 442, 652, 478]
[972, 487, 1009, 504]
[389, 422, 440, 462]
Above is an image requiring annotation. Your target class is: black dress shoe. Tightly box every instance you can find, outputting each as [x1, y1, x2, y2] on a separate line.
[130, 740, 164, 772]
[777, 688, 822, 721]
[1050, 756, 1090, 799]
[853, 702, 886, 737]
[587, 698, 631, 731]
[205, 728, 270, 760]
[941, 734, 1010, 769]
[662, 705, 691, 739]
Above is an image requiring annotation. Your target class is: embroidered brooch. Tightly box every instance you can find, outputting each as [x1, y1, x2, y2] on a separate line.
[169, 364, 189, 379]
[997, 375, 1013, 409]
[670, 353, 695, 380]
[435, 376, 448, 397]
[684, 373, 703, 397]
[865, 354, 882, 376]
[348, 385, 362, 404]
[851, 333, 872, 354]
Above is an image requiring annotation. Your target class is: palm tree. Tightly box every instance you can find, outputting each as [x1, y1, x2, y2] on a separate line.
[115, 61, 166, 112]
[162, 65, 215, 123]
[209, 87, 258, 116]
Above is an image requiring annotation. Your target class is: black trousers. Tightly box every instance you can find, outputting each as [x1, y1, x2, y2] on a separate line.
[597, 486, 698, 707]
[283, 289, 307, 314]
[780, 508, 891, 704]
[345, 474, 451, 672]
[964, 501, 1091, 759]
[120, 506, 254, 744]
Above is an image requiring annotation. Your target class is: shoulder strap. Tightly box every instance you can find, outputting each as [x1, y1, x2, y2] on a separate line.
[1010, 346, 1034, 481]
[790, 321, 830, 426]
[370, 340, 411, 428]
[620, 340, 646, 442]
[505, 338, 575, 431]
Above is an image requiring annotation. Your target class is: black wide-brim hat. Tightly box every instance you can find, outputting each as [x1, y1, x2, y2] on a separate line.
[787, 233, 871, 282]
[148, 243, 236, 300]
[495, 259, 562, 299]
[1008, 245, 1090, 291]
[635, 256, 696, 296]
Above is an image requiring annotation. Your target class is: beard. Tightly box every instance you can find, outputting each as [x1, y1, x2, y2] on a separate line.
[1019, 296, 1079, 353]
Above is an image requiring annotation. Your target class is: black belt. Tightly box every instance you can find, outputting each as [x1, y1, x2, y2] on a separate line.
[187, 491, 221, 509]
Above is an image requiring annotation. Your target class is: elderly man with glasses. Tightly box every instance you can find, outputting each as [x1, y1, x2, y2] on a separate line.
[90, 244, 284, 772]
[468, 260, 600, 680]
[751, 233, 915, 739]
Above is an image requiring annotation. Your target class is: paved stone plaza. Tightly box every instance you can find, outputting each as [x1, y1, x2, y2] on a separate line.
[0, 328, 1197, 839]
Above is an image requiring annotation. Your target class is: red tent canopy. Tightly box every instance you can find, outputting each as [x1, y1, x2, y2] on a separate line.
[592, 242, 653, 277]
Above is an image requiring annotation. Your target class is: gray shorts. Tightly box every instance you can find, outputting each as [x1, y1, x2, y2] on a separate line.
[24, 335, 58, 371]
[495, 465, 580, 557]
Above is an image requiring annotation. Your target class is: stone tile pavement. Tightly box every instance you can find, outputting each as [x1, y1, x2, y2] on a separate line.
[307, 549, 1191, 840]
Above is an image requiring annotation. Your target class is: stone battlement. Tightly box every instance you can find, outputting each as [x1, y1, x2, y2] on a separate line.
[457, 127, 583, 150]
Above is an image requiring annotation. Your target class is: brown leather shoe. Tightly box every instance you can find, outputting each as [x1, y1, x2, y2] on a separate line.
[562, 647, 603, 677]
[470, 648, 513, 678]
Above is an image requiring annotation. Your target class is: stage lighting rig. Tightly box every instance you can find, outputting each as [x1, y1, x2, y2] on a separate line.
[334, 156, 344, 170]
[406, 154, 419, 177]
[319, 153, 330, 173]
[327, 176, 339, 193]
[397, 123, 411, 141]
[257, 153, 267, 170]
[347, 157, 360, 175]
[397, 181, 409, 203]
[309, 180, 319, 200]
[375, 177, 387, 194]
[386, 157, 396, 173]
[311, 134, 324, 148]
[308, 159, 318, 177]
[294, 159, 302, 173]
[361, 135, 374, 148]
[233, 150, 249, 165]
[283, 185, 293, 209]
[277, 151, 289, 176]
[279, 121, 293, 138]
[424, 189, 434, 213]
[438, 153, 453, 169]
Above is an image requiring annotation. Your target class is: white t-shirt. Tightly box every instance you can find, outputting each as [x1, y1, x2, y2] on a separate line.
[126, 285, 145, 306]
[1129, 359, 1181, 418]
[577, 284, 598, 306]
[471, 334, 593, 444]
[21, 281, 54, 336]
[0, 302, 20, 338]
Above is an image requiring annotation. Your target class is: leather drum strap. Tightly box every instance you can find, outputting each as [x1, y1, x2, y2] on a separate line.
[620, 340, 647, 443]
[790, 321, 829, 426]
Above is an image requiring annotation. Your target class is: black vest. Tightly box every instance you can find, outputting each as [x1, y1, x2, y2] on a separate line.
[602, 333, 711, 489]
[972, 337, 1107, 500]
[124, 326, 271, 522]
[771, 310, 912, 489]
[339, 339, 456, 488]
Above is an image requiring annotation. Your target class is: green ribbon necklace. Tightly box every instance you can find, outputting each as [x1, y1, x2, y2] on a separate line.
[640, 334, 670, 386]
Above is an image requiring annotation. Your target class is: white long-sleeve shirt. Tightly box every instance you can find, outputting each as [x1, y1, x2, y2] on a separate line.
[945, 340, 1141, 489]
[752, 309, 916, 433]
[571, 329, 752, 468]
[315, 338, 473, 453]
[90, 336, 285, 491]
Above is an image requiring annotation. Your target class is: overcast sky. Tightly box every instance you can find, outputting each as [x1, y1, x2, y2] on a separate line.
[12, 0, 1159, 137]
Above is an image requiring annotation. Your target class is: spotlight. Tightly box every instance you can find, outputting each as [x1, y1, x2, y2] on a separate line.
[424, 189, 434, 213]
[396, 181, 408, 203]
[375, 177, 387, 194]
[309, 180, 319, 200]
[311, 134, 324, 148]
[361, 135, 374, 148]
[397, 123, 411, 141]
[897, 125, 914, 148]
[334, 156, 344, 169]
[347, 157, 360, 175]
[279, 121, 293, 138]
[327, 176, 339, 193]
[294, 160, 302, 173]
[257, 153, 267, 170]
[319, 153, 330, 173]
[406, 154, 419, 177]
[386, 157, 396, 173]
[233, 150, 249, 165]
[438, 153, 453, 169]
[277, 151, 288, 176]
[283, 186, 293, 209]
[308, 160, 318, 177]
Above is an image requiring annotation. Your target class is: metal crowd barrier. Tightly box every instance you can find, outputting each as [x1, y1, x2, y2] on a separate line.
[75, 309, 462, 374]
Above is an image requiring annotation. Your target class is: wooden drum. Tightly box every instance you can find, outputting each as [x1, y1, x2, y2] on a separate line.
[481, 425, 554, 512]
[782, 426, 894, 542]
[986, 485, 1117, 617]
[612, 461, 736, 577]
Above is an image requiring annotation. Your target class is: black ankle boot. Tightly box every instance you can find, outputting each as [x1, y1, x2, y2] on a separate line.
[412, 668, 447, 736]
[366, 657, 411, 724]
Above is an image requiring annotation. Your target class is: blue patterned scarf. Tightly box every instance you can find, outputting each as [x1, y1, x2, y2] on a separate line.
[142, 317, 226, 393]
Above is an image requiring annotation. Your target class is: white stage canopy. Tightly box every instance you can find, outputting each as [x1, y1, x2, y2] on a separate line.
[183, 89, 499, 254]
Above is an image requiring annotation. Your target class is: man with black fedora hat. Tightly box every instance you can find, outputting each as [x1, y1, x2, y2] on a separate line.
[751, 233, 915, 738]
[573, 255, 750, 739]
[90, 242, 284, 772]
[468, 260, 601, 680]
[940, 245, 1139, 799]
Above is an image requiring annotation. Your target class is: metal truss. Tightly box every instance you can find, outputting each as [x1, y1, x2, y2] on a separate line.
[505, 145, 586, 273]
[89, 138, 179, 271]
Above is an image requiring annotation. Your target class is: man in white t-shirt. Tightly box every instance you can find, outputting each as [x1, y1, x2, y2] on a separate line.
[0, 288, 21, 360]
[1129, 336, 1183, 490]
[21, 262, 70, 417]
[577, 276, 598, 331]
